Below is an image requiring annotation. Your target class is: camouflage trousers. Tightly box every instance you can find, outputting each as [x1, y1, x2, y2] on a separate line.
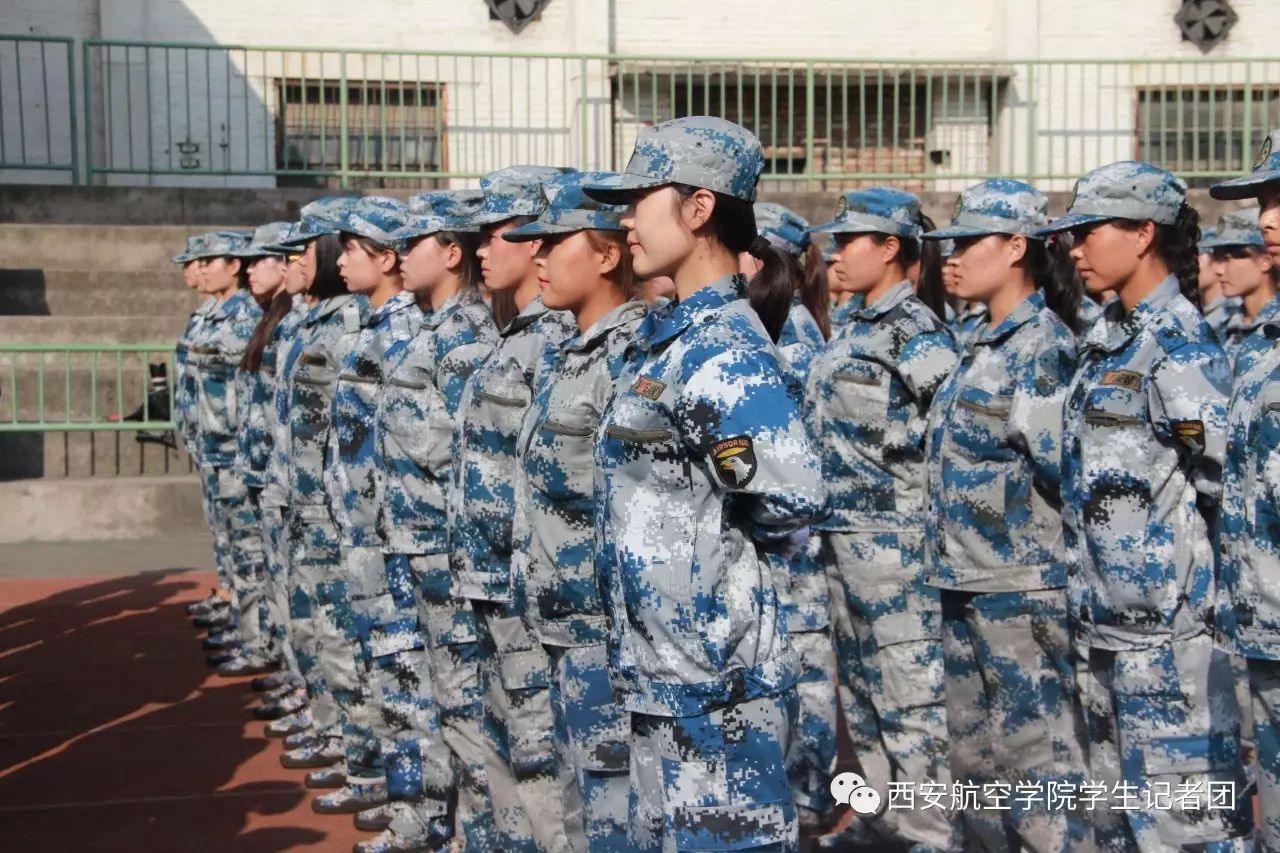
[219, 472, 269, 660]
[414, 552, 495, 853]
[337, 544, 392, 783]
[785, 630, 839, 816]
[823, 530, 955, 851]
[546, 643, 630, 853]
[474, 597, 569, 853]
[260, 504, 301, 683]
[199, 465, 230, 593]
[1249, 657, 1280, 853]
[940, 587, 1090, 852]
[286, 512, 350, 747]
[629, 690, 800, 853]
[1078, 635, 1254, 852]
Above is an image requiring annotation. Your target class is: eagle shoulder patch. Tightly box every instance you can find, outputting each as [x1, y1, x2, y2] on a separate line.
[711, 436, 757, 489]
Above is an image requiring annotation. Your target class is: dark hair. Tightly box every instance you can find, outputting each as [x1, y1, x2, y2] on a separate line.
[869, 212, 947, 321]
[583, 229, 638, 297]
[671, 185, 793, 342]
[1026, 237, 1084, 334]
[490, 288, 518, 330]
[309, 233, 348, 301]
[345, 233, 402, 274]
[1113, 204, 1202, 309]
[799, 243, 831, 340]
[434, 230, 483, 295]
[241, 290, 294, 373]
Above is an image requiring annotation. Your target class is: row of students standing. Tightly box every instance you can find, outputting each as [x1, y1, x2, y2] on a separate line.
[172, 114, 1280, 853]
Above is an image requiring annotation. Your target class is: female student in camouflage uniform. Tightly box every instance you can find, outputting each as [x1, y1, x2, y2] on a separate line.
[920, 179, 1089, 851]
[449, 165, 578, 852]
[806, 187, 958, 852]
[362, 190, 497, 853]
[503, 171, 645, 852]
[1200, 206, 1280, 378]
[584, 117, 827, 853]
[1039, 160, 1253, 851]
[1212, 130, 1280, 852]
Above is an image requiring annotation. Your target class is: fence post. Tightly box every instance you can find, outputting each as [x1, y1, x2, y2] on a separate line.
[66, 40, 79, 184]
[580, 57, 590, 170]
[1243, 61, 1255, 171]
[1024, 62, 1036, 182]
[82, 40, 94, 185]
[804, 62, 816, 191]
[339, 52, 350, 188]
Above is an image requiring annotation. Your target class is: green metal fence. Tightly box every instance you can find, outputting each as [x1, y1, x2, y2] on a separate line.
[0, 35, 78, 182]
[0, 344, 177, 433]
[6, 34, 1280, 189]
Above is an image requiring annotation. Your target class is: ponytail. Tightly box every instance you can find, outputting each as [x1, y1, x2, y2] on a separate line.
[1026, 237, 1084, 334]
[241, 290, 294, 372]
[490, 288, 518, 330]
[799, 242, 832, 340]
[672, 185, 794, 342]
[1114, 205, 1202, 310]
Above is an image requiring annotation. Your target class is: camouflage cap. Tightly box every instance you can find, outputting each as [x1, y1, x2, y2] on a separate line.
[1198, 206, 1265, 251]
[185, 230, 252, 260]
[280, 196, 355, 246]
[1211, 129, 1280, 200]
[504, 171, 628, 242]
[467, 165, 576, 228]
[334, 195, 411, 250]
[229, 221, 295, 258]
[172, 232, 211, 264]
[582, 117, 765, 203]
[809, 187, 922, 239]
[394, 190, 486, 243]
[924, 178, 1049, 241]
[259, 222, 305, 255]
[1034, 161, 1187, 236]
[754, 202, 811, 257]
[821, 245, 836, 264]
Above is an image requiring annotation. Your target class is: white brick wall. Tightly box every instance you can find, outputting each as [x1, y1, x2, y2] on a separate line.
[2, 0, 1280, 189]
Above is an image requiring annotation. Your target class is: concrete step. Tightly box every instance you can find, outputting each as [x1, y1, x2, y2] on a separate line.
[0, 475, 205, 543]
[0, 315, 187, 344]
[0, 224, 234, 272]
[0, 429, 194, 480]
[0, 268, 202, 316]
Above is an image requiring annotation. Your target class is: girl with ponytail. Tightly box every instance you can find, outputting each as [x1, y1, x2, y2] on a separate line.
[583, 117, 826, 851]
[919, 179, 1088, 850]
[805, 187, 958, 850]
[1038, 161, 1251, 851]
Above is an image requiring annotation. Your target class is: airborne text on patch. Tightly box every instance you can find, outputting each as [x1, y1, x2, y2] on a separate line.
[710, 435, 758, 489]
[1101, 370, 1143, 392]
[633, 376, 667, 401]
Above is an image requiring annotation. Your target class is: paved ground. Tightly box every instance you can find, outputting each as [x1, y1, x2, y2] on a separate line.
[0, 538, 366, 852]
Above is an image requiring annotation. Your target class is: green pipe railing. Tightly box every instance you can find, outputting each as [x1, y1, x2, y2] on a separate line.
[5, 34, 1280, 188]
[0, 344, 177, 433]
[0, 35, 77, 182]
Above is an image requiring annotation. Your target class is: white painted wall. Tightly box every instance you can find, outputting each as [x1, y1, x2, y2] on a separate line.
[2, 0, 1278, 189]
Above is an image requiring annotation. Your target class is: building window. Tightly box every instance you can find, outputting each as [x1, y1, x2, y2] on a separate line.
[612, 64, 1003, 190]
[276, 79, 446, 188]
[1136, 85, 1280, 186]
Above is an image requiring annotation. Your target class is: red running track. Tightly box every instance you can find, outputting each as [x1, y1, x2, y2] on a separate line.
[0, 570, 366, 852]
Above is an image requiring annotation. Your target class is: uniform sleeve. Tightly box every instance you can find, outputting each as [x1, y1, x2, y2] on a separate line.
[1148, 341, 1231, 502]
[1007, 335, 1077, 501]
[675, 346, 828, 541]
[898, 328, 958, 411]
[436, 327, 496, 418]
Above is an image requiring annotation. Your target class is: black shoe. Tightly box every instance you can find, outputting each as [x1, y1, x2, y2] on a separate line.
[202, 631, 241, 651]
[193, 612, 233, 630]
[206, 650, 239, 668]
[354, 804, 394, 833]
[251, 672, 289, 692]
[254, 701, 290, 721]
[304, 766, 347, 789]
